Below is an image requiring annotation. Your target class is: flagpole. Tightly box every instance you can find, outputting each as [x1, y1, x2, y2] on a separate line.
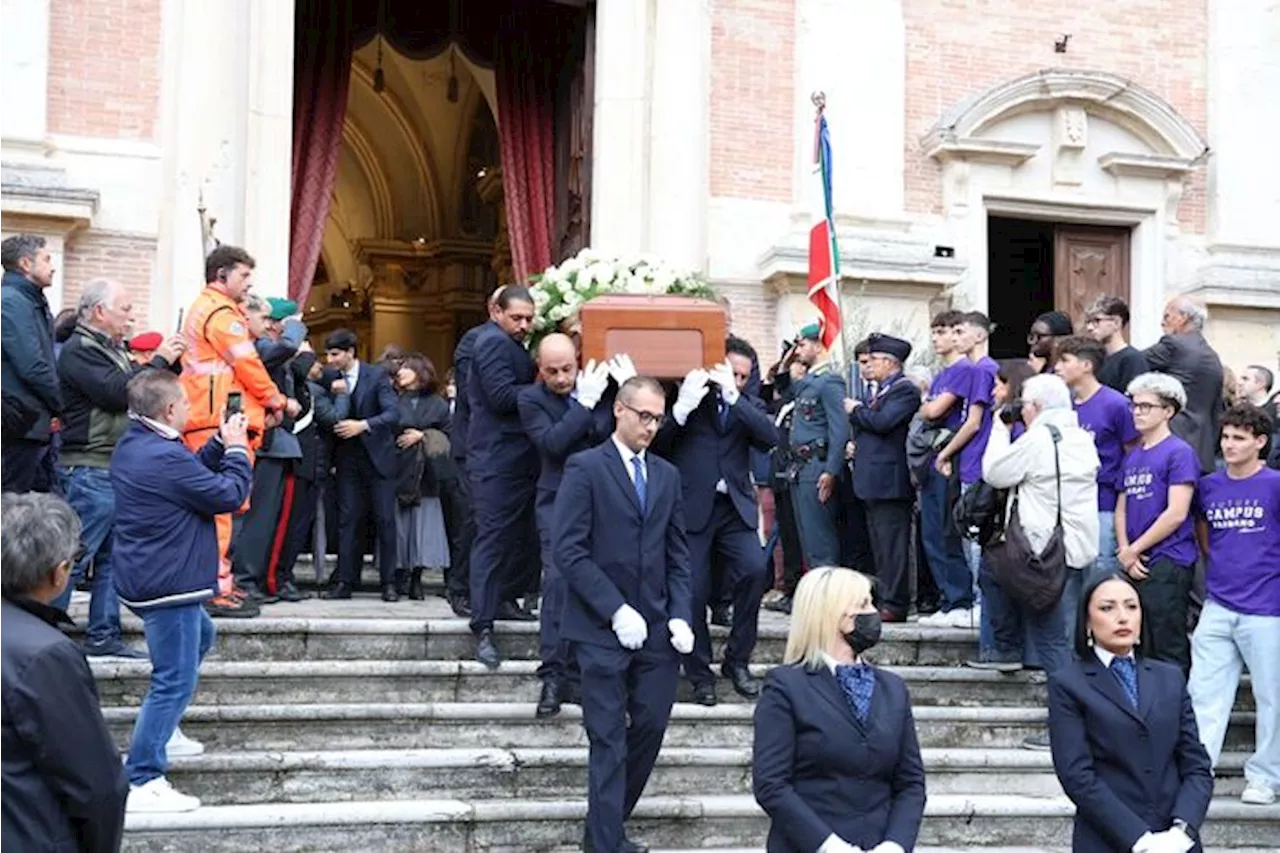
[812, 91, 851, 374]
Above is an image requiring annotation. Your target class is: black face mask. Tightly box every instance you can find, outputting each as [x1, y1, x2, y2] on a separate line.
[843, 612, 882, 656]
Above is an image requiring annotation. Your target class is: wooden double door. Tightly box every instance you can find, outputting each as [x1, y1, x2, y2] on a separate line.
[1052, 224, 1131, 324]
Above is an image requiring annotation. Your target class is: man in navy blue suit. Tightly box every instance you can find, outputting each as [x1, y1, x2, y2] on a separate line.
[845, 334, 921, 621]
[518, 334, 629, 717]
[467, 286, 539, 668]
[321, 328, 401, 601]
[656, 338, 777, 704]
[554, 375, 694, 853]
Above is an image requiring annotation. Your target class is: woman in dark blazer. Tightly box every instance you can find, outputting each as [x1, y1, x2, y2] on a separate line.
[1048, 572, 1213, 853]
[753, 566, 926, 853]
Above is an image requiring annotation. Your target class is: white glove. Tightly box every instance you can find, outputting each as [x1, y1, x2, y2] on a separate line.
[1144, 829, 1194, 853]
[707, 359, 740, 406]
[818, 834, 862, 853]
[668, 618, 694, 654]
[574, 359, 610, 409]
[607, 353, 637, 386]
[611, 604, 648, 650]
[673, 368, 710, 426]
[868, 843, 905, 853]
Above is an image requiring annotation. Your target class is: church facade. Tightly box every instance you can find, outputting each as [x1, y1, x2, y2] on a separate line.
[3, 0, 1277, 370]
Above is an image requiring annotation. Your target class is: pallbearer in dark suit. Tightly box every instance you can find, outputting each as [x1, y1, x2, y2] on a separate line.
[1048, 572, 1213, 853]
[844, 334, 921, 622]
[554, 376, 694, 853]
[321, 328, 401, 601]
[467, 286, 539, 668]
[517, 334, 627, 718]
[656, 338, 777, 705]
[753, 567, 926, 853]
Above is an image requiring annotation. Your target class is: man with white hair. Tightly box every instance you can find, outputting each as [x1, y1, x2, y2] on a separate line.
[972, 374, 1100, 751]
[54, 278, 186, 659]
[1144, 296, 1224, 473]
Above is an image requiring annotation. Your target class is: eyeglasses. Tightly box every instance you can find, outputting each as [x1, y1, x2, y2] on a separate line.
[1129, 400, 1170, 414]
[620, 401, 664, 427]
[72, 544, 87, 565]
[1026, 331, 1051, 345]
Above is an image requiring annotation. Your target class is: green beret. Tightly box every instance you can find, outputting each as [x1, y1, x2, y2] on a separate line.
[797, 322, 822, 342]
[267, 297, 298, 321]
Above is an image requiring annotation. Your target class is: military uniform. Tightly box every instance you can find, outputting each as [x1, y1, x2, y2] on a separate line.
[786, 360, 849, 568]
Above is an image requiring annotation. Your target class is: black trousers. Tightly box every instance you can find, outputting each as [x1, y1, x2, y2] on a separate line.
[1136, 557, 1193, 673]
[864, 499, 913, 616]
[578, 635, 679, 853]
[1, 438, 56, 493]
[335, 450, 397, 587]
[774, 483, 805, 595]
[468, 470, 537, 632]
[839, 469, 874, 574]
[442, 460, 473, 601]
[685, 495, 769, 684]
[535, 497, 578, 686]
[232, 457, 290, 593]
[278, 476, 320, 587]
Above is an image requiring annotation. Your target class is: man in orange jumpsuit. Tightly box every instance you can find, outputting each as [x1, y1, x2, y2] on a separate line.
[180, 245, 292, 617]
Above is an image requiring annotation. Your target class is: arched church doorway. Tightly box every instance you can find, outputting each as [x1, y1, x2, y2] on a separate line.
[289, 0, 595, 373]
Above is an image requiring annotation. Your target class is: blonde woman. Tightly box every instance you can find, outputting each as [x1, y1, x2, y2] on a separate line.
[753, 567, 926, 853]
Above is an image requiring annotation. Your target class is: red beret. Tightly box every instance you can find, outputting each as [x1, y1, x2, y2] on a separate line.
[129, 332, 163, 352]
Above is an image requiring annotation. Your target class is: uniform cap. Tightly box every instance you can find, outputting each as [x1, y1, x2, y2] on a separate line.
[867, 333, 912, 363]
[797, 322, 822, 342]
[128, 331, 163, 352]
[267, 297, 298, 321]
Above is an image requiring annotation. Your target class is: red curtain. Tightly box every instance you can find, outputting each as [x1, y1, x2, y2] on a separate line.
[495, 11, 558, 284]
[289, 0, 355, 306]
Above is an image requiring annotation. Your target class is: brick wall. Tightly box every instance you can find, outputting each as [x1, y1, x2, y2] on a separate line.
[719, 280, 780, 360]
[47, 0, 163, 139]
[709, 0, 795, 202]
[60, 232, 157, 323]
[903, 0, 1208, 231]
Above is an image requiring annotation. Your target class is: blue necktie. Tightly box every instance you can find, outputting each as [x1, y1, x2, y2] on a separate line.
[631, 456, 646, 512]
[835, 663, 875, 723]
[1111, 657, 1139, 709]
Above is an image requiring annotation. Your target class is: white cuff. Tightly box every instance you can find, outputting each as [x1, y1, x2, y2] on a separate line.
[1132, 832, 1155, 853]
[672, 403, 693, 426]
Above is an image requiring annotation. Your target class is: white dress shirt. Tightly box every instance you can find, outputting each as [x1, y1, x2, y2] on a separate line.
[345, 359, 361, 392]
[611, 435, 646, 484]
[1093, 646, 1136, 668]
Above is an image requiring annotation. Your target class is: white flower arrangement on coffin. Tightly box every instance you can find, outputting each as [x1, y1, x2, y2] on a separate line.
[526, 247, 718, 346]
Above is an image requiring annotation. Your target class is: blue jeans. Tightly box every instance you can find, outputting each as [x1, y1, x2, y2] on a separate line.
[125, 604, 216, 786]
[919, 466, 973, 611]
[979, 558, 1072, 675]
[1094, 510, 1120, 575]
[53, 466, 122, 647]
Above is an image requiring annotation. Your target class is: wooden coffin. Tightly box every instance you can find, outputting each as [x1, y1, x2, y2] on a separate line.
[579, 294, 726, 379]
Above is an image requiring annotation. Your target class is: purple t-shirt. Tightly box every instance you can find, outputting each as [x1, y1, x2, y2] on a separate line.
[1120, 435, 1200, 566]
[928, 359, 972, 431]
[1075, 385, 1140, 512]
[1197, 467, 1280, 616]
[958, 356, 999, 485]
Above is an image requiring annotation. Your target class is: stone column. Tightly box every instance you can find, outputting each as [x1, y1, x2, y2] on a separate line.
[792, 0, 905, 219]
[1208, 0, 1280, 248]
[590, 0, 651, 258]
[647, 0, 710, 270]
[1, 0, 50, 147]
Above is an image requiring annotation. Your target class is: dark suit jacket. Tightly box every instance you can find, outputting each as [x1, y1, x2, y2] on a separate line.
[333, 361, 400, 479]
[552, 441, 693, 647]
[1048, 656, 1213, 853]
[465, 322, 536, 475]
[654, 392, 777, 533]
[517, 382, 614, 506]
[1143, 332, 1224, 472]
[849, 374, 921, 502]
[450, 324, 484, 463]
[753, 663, 926, 853]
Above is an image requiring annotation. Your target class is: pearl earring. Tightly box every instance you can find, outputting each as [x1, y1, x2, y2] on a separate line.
[1086, 630, 1094, 647]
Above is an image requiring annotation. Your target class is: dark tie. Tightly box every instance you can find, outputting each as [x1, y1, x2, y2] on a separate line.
[717, 397, 729, 431]
[835, 663, 875, 723]
[631, 456, 646, 512]
[1111, 657, 1139, 709]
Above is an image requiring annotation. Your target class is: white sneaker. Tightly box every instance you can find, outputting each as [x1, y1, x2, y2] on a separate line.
[917, 611, 951, 627]
[166, 728, 204, 757]
[126, 776, 201, 813]
[946, 608, 974, 629]
[1241, 782, 1276, 805]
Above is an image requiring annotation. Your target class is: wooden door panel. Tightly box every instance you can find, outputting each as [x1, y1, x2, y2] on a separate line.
[1053, 225, 1131, 325]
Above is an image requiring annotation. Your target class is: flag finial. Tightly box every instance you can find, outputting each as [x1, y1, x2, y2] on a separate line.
[811, 91, 826, 113]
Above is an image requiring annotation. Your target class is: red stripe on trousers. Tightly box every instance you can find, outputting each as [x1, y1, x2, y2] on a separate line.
[266, 471, 296, 595]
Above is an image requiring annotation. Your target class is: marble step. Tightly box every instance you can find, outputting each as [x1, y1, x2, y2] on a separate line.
[160, 746, 1255, 805]
[118, 794, 1280, 852]
[102, 702, 1259, 754]
[90, 658, 1255, 711]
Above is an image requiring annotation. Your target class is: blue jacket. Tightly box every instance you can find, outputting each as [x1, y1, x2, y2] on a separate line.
[1048, 655, 1213, 853]
[110, 420, 253, 610]
[517, 381, 614, 508]
[1, 271, 62, 441]
[849, 373, 921, 502]
[553, 440, 693, 648]
[466, 321, 536, 476]
[753, 663, 926, 852]
[450, 324, 484, 463]
[655, 391, 777, 533]
[332, 361, 400, 478]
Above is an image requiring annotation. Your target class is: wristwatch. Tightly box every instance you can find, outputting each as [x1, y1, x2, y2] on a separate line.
[1171, 818, 1198, 844]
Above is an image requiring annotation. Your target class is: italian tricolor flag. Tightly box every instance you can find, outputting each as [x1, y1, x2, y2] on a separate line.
[807, 109, 842, 350]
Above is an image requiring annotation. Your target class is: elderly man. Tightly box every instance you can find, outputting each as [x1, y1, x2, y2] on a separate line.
[1, 492, 129, 852]
[1144, 297, 1224, 473]
[54, 278, 185, 658]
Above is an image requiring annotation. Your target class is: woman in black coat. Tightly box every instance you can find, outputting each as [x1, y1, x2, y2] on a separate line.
[1048, 572, 1213, 852]
[392, 353, 452, 599]
[753, 566, 926, 853]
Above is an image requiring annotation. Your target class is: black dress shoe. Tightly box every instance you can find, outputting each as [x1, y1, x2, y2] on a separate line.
[710, 603, 732, 627]
[475, 629, 500, 669]
[322, 582, 353, 600]
[276, 582, 311, 602]
[382, 584, 400, 603]
[448, 594, 472, 618]
[536, 678, 562, 718]
[691, 681, 718, 707]
[582, 832, 648, 853]
[408, 569, 425, 601]
[497, 599, 536, 622]
[722, 662, 760, 699]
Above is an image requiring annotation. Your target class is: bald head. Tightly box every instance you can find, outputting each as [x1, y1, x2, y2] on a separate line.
[537, 333, 579, 395]
[1162, 296, 1208, 335]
